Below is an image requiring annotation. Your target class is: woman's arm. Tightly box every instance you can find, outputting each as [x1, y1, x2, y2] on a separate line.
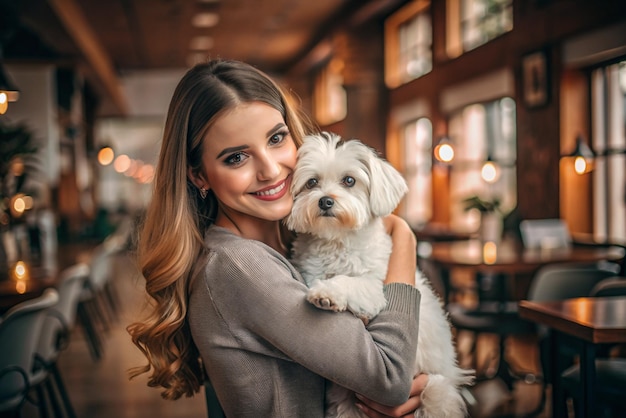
[356, 374, 429, 418]
[355, 215, 422, 417]
[383, 214, 417, 286]
[200, 237, 421, 405]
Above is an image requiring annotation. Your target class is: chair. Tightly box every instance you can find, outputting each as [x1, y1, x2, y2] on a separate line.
[204, 378, 225, 418]
[77, 238, 122, 360]
[31, 264, 89, 418]
[559, 276, 626, 417]
[449, 262, 621, 394]
[519, 219, 572, 250]
[0, 288, 59, 417]
[589, 275, 626, 297]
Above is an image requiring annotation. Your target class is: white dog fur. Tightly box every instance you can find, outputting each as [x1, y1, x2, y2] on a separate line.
[286, 132, 474, 418]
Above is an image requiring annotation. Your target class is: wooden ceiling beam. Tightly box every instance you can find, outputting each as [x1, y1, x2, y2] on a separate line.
[47, 0, 129, 115]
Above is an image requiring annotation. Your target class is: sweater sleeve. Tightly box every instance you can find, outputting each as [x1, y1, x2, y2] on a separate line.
[202, 239, 421, 405]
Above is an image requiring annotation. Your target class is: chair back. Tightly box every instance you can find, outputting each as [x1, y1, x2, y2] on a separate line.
[38, 209, 59, 274]
[204, 378, 226, 418]
[0, 288, 59, 410]
[528, 263, 620, 302]
[88, 244, 113, 291]
[37, 264, 90, 362]
[520, 219, 571, 249]
[590, 276, 626, 297]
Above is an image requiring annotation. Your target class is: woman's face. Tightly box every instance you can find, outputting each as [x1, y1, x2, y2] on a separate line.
[196, 102, 297, 227]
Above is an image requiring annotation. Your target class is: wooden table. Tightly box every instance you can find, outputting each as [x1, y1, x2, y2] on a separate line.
[519, 296, 626, 417]
[0, 241, 98, 314]
[0, 265, 58, 314]
[424, 239, 625, 301]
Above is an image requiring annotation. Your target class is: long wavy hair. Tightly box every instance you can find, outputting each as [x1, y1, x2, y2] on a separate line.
[127, 59, 313, 399]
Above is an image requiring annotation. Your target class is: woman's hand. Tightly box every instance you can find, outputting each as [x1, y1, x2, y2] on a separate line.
[382, 214, 417, 287]
[355, 374, 429, 417]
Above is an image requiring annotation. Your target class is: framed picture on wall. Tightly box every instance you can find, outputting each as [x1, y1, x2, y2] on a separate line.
[522, 50, 549, 108]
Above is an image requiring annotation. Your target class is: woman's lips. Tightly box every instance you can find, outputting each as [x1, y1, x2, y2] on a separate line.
[252, 177, 290, 201]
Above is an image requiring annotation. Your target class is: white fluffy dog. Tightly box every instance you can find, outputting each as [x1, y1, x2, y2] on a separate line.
[286, 132, 473, 418]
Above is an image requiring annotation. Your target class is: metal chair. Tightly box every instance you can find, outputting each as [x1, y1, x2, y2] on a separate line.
[589, 276, 626, 297]
[76, 238, 123, 360]
[449, 262, 621, 395]
[31, 264, 89, 418]
[204, 378, 225, 418]
[0, 288, 59, 417]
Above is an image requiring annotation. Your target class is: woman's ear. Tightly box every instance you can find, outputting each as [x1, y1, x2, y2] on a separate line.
[187, 167, 209, 190]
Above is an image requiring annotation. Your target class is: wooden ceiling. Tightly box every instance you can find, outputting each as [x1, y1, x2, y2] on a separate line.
[2, 0, 382, 116]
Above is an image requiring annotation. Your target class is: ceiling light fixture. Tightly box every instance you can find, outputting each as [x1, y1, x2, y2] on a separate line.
[192, 12, 219, 28]
[187, 52, 208, 68]
[0, 62, 20, 115]
[190, 36, 214, 50]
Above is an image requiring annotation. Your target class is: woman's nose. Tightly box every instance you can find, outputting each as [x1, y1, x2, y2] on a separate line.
[257, 152, 281, 181]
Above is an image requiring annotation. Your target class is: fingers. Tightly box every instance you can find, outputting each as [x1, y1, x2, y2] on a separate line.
[355, 392, 420, 418]
[410, 373, 429, 396]
[355, 373, 429, 418]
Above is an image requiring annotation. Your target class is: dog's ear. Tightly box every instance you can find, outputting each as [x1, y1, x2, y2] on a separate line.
[366, 148, 408, 217]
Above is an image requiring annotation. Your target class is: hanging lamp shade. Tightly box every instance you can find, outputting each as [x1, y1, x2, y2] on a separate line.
[0, 63, 20, 102]
[567, 134, 595, 175]
[567, 134, 595, 159]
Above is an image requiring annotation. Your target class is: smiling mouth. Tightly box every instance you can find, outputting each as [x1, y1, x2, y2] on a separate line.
[254, 179, 287, 197]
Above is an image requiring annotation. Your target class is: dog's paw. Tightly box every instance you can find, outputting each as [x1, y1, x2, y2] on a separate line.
[307, 283, 348, 312]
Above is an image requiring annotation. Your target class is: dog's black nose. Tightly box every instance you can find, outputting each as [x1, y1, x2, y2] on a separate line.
[318, 196, 334, 210]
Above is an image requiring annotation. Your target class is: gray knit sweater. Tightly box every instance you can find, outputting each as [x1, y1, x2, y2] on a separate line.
[188, 226, 421, 417]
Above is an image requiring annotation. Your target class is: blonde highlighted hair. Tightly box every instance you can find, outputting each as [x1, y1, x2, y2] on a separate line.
[127, 59, 314, 399]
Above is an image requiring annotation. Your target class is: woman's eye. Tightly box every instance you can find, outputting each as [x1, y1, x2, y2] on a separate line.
[305, 178, 318, 189]
[269, 131, 288, 145]
[342, 176, 355, 187]
[224, 152, 247, 166]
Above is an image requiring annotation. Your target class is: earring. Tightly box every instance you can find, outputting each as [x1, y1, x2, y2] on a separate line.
[199, 187, 208, 199]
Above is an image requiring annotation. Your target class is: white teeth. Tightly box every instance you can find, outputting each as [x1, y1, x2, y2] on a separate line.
[256, 181, 285, 196]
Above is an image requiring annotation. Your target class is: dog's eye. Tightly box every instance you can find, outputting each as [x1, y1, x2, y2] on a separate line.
[305, 178, 318, 189]
[342, 176, 356, 187]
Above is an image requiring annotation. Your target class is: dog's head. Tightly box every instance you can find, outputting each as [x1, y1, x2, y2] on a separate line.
[285, 132, 408, 239]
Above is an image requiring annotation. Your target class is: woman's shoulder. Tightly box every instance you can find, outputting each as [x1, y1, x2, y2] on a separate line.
[205, 225, 270, 255]
[203, 225, 293, 273]
[199, 225, 304, 288]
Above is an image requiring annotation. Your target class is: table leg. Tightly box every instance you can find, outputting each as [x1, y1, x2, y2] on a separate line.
[580, 342, 597, 417]
[550, 331, 568, 418]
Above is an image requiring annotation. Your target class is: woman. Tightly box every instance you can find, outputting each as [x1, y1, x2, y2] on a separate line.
[127, 59, 427, 417]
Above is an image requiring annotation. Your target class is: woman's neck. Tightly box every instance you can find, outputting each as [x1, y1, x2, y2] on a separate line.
[215, 210, 286, 256]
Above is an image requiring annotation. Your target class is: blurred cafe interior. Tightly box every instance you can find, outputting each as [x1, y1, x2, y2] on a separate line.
[1, 0, 626, 417]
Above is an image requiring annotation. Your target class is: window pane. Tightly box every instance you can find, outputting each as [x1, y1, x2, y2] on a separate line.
[460, 0, 513, 52]
[448, 98, 517, 232]
[399, 12, 432, 82]
[314, 59, 347, 125]
[591, 61, 626, 242]
[403, 118, 432, 227]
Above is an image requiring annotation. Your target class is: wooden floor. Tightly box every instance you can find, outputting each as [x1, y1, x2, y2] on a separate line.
[20, 250, 556, 418]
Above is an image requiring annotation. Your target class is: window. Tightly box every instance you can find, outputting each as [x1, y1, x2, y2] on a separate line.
[385, 1, 432, 88]
[402, 118, 433, 227]
[447, 97, 517, 232]
[313, 58, 347, 125]
[591, 60, 626, 242]
[447, 0, 513, 58]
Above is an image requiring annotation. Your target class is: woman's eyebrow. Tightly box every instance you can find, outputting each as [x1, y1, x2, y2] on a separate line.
[216, 123, 285, 159]
[266, 123, 286, 136]
[217, 144, 248, 159]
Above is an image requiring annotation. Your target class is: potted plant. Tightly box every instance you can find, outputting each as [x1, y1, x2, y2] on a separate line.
[462, 195, 503, 242]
